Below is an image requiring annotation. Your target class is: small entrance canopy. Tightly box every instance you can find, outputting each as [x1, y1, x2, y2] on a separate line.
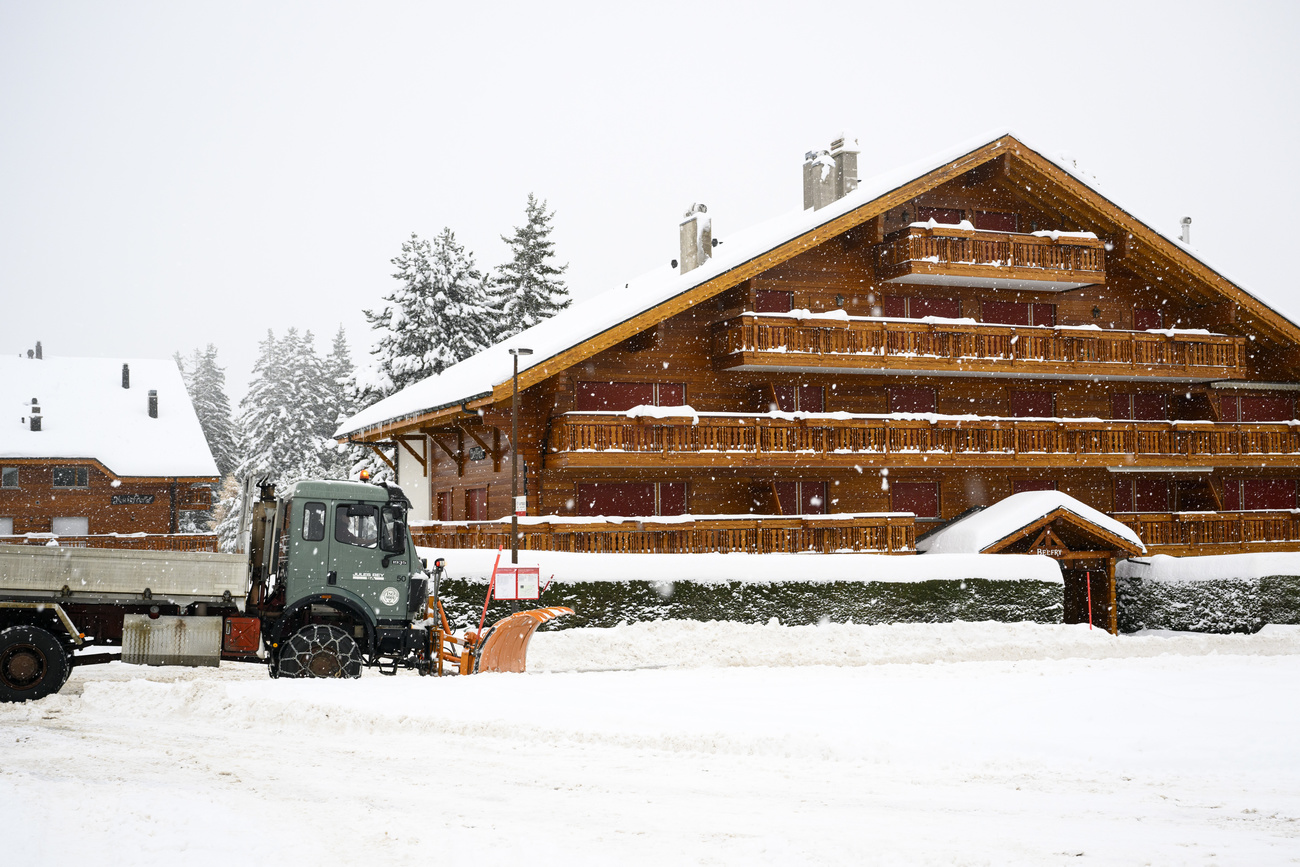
[916, 491, 1145, 558]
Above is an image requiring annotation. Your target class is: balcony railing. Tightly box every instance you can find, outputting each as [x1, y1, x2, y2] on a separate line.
[549, 412, 1300, 470]
[0, 533, 220, 552]
[1114, 511, 1300, 556]
[714, 314, 1247, 380]
[413, 514, 916, 555]
[876, 224, 1106, 289]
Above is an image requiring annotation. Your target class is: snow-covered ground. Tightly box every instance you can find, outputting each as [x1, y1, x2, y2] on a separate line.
[5, 622, 1300, 865]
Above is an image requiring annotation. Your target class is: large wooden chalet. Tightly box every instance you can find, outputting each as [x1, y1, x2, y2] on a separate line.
[338, 133, 1300, 565]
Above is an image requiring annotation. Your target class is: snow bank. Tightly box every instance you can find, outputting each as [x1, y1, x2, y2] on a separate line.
[917, 490, 1144, 554]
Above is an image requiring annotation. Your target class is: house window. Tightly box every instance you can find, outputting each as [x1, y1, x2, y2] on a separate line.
[466, 488, 489, 521]
[1222, 479, 1297, 511]
[774, 481, 827, 515]
[1113, 479, 1172, 513]
[754, 290, 794, 313]
[575, 482, 687, 517]
[1133, 308, 1163, 330]
[52, 467, 89, 489]
[973, 211, 1018, 232]
[1219, 395, 1294, 422]
[888, 387, 937, 415]
[881, 296, 961, 320]
[1009, 390, 1055, 418]
[891, 482, 939, 519]
[917, 207, 962, 225]
[0, 517, 11, 535]
[772, 385, 824, 413]
[982, 301, 1056, 327]
[437, 491, 452, 522]
[1013, 480, 1057, 494]
[51, 516, 89, 536]
[1111, 394, 1168, 421]
[576, 382, 687, 412]
[1, 468, 17, 489]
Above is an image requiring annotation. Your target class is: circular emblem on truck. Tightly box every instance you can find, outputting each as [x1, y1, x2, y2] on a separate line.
[379, 587, 400, 607]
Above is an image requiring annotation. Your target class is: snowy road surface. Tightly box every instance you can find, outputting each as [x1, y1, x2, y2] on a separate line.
[4, 622, 1300, 866]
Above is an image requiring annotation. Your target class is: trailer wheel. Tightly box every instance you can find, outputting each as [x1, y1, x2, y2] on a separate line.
[276, 625, 363, 679]
[0, 626, 70, 703]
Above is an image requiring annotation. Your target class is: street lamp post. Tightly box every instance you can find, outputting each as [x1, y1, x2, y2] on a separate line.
[508, 347, 533, 566]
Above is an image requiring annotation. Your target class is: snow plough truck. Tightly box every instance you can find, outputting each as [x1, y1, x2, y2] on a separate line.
[0, 477, 569, 702]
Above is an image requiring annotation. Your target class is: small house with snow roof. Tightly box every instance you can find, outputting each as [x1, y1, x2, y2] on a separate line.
[336, 132, 1300, 630]
[0, 347, 219, 544]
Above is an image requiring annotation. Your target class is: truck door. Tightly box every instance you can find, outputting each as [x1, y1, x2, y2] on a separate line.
[330, 502, 409, 620]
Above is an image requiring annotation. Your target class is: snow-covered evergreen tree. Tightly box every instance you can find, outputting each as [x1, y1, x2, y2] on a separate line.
[493, 194, 570, 341]
[364, 229, 495, 394]
[177, 344, 240, 477]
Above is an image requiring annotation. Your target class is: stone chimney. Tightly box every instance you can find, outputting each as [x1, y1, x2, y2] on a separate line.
[803, 135, 859, 210]
[679, 203, 712, 274]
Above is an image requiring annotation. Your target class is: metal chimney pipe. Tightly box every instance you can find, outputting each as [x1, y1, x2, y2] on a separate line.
[30, 400, 41, 432]
[1180, 216, 1191, 244]
[148, 390, 158, 419]
[34, 341, 42, 360]
[122, 364, 130, 389]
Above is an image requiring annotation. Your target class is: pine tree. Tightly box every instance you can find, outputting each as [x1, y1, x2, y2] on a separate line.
[364, 229, 495, 395]
[493, 193, 570, 341]
[175, 344, 241, 534]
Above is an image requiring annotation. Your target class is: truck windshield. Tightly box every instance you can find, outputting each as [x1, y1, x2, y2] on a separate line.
[335, 504, 378, 548]
[380, 506, 406, 554]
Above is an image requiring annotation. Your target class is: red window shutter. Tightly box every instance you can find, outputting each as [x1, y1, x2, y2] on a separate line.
[1243, 479, 1296, 510]
[892, 482, 939, 518]
[1113, 478, 1134, 512]
[754, 290, 793, 313]
[658, 383, 686, 406]
[973, 211, 1018, 232]
[1133, 308, 1163, 330]
[982, 300, 1031, 326]
[1219, 396, 1241, 422]
[883, 296, 908, 318]
[1031, 304, 1056, 327]
[437, 491, 451, 522]
[658, 482, 688, 516]
[576, 382, 657, 412]
[911, 298, 961, 319]
[1013, 480, 1057, 494]
[889, 387, 936, 414]
[466, 488, 488, 521]
[1010, 390, 1055, 418]
[1222, 481, 1241, 511]
[576, 483, 655, 517]
[773, 481, 798, 515]
[1239, 396, 1293, 422]
[1111, 394, 1134, 420]
[918, 207, 962, 225]
[772, 385, 796, 413]
[801, 482, 828, 515]
[1132, 394, 1167, 420]
[797, 385, 824, 413]
[1134, 480, 1171, 513]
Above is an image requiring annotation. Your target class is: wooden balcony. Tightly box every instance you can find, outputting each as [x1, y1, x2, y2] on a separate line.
[177, 485, 214, 511]
[0, 533, 220, 552]
[714, 314, 1247, 380]
[412, 514, 916, 555]
[1114, 511, 1300, 557]
[549, 413, 1300, 470]
[876, 224, 1106, 290]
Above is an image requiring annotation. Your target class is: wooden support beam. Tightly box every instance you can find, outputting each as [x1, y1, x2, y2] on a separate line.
[493, 427, 502, 473]
[770, 481, 784, 515]
[395, 436, 427, 475]
[363, 442, 396, 473]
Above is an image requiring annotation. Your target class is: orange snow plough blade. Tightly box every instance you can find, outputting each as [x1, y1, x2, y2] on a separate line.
[477, 606, 573, 673]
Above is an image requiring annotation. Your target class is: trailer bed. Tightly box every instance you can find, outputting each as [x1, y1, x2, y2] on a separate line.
[0, 543, 248, 603]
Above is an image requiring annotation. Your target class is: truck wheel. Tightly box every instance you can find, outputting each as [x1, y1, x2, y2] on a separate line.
[0, 626, 70, 703]
[276, 625, 363, 679]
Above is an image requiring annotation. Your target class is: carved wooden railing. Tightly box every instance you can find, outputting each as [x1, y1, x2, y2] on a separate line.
[1114, 511, 1300, 555]
[876, 224, 1105, 282]
[176, 486, 215, 511]
[550, 413, 1300, 469]
[0, 534, 220, 552]
[412, 514, 916, 555]
[714, 314, 1247, 379]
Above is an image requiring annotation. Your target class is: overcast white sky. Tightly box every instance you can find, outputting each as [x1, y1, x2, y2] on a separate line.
[2, 1, 1298, 400]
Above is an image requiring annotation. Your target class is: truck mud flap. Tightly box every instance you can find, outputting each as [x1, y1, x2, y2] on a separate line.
[477, 607, 573, 674]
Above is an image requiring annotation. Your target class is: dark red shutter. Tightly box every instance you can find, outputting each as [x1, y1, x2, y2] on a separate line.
[659, 482, 688, 516]
[889, 388, 937, 414]
[659, 383, 686, 406]
[973, 211, 1018, 232]
[1132, 394, 1167, 421]
[1031, 304, 1056, 327]
[1219, 396, 1241, 422]
[983, 300, 1031, 326]
[1010, 390, 1055, 418]
[1013, 480, 1057, 493]
[798, 386, 824, 413]
[774, 482, 798, 515]
[1111, 394, 1134, 420]
[1243, 480, 1297, 510]
[883, 296, 908, 318]
[466, 488, 488, 521]
[576, 382, 657, 411]
[1133, 308, 1163, 330]
[1134, 480, 1171, 513]
[1113, 478, 1134, 512]
[437, 491, 451, 522]
[892, 482, 939, 518]
[801, 482, 828, 515]
[1222, 481, 1241, 511]
[1239, 396, 1293, 422]
[918, 207, 962, 225]
[911, 298, 961, 319]
[576, 483, 655, 517]
[772, 386, 796, 413]
[754, 290, 794, 313]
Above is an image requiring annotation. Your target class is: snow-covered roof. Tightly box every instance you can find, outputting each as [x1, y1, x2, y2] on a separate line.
[0, 355, 219, 478]
[916, 491, 1145, 555]
[337, 130, 1299, 438]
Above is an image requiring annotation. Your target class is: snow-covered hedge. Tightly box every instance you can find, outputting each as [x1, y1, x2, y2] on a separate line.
[1115, 554, 1300, 634]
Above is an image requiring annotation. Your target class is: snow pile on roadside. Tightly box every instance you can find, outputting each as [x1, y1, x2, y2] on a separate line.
[420, 547, 1062, 584]
[1118, 551, 1300, 582]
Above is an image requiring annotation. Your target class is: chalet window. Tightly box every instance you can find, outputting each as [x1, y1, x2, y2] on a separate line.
[888, 387, 936, 415]
[882, 296, 961, 320]
[575, 482, 686, 517]
[466, 488, 489, 521]
[973, 211, 1018, 232]
[52, 467, 89, 489]
[302, 502, 327, 541]
[1111, 394, 1168, 421]
[1133, 308, 1163, 330]
[772, 385, 824, 413]
[754, 290, 794, 313]
[437, 491, 452, 522]
[1113, 479, 1172, 513]
[774, 481, 827, 515]
[51, 516, 89, 536]
[917, 207, 962, 225]
[1, 468, 16, 488]
[0, 518, 11, 536]
[891, 482, 939, 519]
[1013, 480, 1057, 494]
[576, 382, 686, 412]
[1219, 395, 1294, 422]
[1009, 390, 1055, 418]
[335, 503, 379, 547]
[1222, 479, 1297, 511]
[982, 300, 1056, 327]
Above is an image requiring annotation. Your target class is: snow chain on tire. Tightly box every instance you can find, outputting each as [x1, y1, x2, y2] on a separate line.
[275, 624, 363, 679]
